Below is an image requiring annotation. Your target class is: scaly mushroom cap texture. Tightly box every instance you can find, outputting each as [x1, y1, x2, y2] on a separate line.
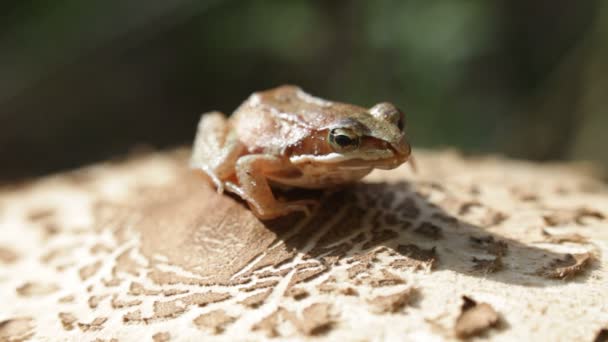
[0, 149, 607, 341]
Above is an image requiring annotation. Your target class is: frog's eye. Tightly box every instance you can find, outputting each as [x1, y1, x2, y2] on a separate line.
[328, 128, 360, 152]
[370, 102, 405, 131]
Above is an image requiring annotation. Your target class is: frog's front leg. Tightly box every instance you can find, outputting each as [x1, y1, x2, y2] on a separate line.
[227, 155, 316, 220]
[190, 112, 245, 193]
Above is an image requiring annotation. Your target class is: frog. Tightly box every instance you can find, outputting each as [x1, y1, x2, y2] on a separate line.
[190, 85, 413, 220]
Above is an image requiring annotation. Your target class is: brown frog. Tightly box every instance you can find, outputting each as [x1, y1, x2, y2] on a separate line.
[191, 85, 412, 219]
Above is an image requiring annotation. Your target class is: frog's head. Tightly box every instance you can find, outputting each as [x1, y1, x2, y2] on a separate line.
[290, 102, 412, 170]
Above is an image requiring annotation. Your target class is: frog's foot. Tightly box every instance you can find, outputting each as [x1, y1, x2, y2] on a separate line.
[250, 199, 319, 220]
[200, 166, 225, 194]
[223, 181, 248, 200]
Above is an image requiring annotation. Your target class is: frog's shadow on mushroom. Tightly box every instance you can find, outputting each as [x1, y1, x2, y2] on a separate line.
[128, 171, 596, 289]
[257, 181, 596, 287]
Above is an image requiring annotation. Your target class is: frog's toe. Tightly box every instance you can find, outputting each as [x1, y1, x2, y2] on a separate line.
[284, 199, 319, 217]
[250, 200, 318, 220]
[198, 166, 225, 194]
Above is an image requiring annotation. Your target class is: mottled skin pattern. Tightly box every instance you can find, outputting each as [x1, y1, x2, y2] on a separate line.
[0, 150, 607, 341]
[190, 85, 412, 219]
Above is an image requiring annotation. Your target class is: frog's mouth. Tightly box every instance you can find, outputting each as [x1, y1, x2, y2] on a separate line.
[290, 149, 409, 170]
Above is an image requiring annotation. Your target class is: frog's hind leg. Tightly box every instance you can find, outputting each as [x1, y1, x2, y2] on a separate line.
[190, 112, 245, 193]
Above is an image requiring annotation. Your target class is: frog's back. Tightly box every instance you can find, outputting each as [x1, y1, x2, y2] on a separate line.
[232, 85, 366, 155]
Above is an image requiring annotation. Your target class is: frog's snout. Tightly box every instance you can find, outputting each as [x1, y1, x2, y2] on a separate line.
[391, 138, 412, 160]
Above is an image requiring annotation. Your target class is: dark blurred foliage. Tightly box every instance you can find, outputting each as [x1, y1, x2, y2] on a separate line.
[1, 0, 607, 181]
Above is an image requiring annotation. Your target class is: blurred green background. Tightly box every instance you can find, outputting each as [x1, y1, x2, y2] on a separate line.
[1, 0, 607, 181]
